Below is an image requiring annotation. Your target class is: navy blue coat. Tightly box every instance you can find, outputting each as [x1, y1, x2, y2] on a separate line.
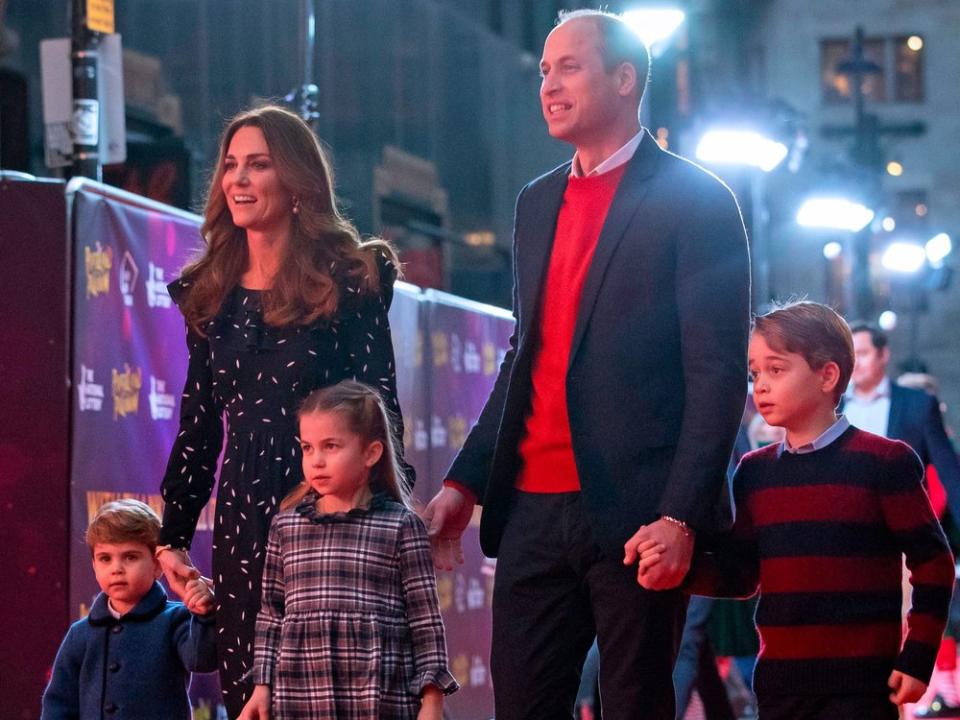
[448, 131, 751, 556]
[41, 582, 217, 720]
[888, 383, 960, 521]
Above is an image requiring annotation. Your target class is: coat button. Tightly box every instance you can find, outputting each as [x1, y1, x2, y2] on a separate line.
[104, 703, 118, 714]
[108, 662, 120, 672]
[111, 625, 123, 634]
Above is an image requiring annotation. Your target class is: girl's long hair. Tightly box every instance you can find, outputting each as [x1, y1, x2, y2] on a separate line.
[281, 380, 412, 511]
[178, 104, 397, 334]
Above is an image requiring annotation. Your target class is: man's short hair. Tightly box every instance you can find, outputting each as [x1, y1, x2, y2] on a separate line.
[86, 499, 161, 553]
[848, 321, 889, 351]
[753, 301, 855, 405]
[556, 9, 650, 99]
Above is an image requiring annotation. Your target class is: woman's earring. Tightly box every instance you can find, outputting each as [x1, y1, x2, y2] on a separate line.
[292, 197, 301, 215]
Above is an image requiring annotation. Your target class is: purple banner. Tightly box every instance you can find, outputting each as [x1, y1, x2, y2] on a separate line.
[391, 281, 432, 506]
[67, 184, 224, 715]
[424, 289, 514, 720]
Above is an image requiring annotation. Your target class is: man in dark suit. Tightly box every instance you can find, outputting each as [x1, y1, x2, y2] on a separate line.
[423, 9, 750, 720]
[846, 322, 960, 718]
[846, 322, 960, 516]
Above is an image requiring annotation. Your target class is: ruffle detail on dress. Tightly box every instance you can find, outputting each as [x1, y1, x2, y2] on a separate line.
[294, 491, 393, 523]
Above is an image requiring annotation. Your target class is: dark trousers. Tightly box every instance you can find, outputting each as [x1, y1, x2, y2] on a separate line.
[491, 492, 687, 720]
[758, 693, 898, 720]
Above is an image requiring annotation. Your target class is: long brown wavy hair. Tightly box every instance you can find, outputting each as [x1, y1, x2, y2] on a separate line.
[178, 104, 398, 333]
[281, 380, 412, 512]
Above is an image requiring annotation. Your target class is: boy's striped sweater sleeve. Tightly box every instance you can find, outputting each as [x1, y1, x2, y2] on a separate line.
[684, 463, 761, 599]
[879, 441, 955, 682]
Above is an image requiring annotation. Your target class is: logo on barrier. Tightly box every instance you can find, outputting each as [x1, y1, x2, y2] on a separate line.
[149, 375, 176, 420]
[483, 342, 497, 376]
[432, 331, 449, 367]
[463, 340, 481, 374]
[77, 364, 104, 412]
[414, 418, 429, 452]
[112, 363, 142, 419]
[120, 251, 139, 307]
[450, 333, 462, 373]
[447, 415, 467, 450]
[146, 263, 172, 309]
[431, 414, 448, 449]
[470, 655, 489, 688]
[85, 242, 113, 298]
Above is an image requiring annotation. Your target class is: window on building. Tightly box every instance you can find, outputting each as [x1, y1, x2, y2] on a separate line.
[894, 35, 924, 102]
[820, 37, 886, 104]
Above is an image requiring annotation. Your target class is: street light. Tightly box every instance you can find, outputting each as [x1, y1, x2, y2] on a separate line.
[695, 130, 788, 172]
[879, 237, 948, 371]
[926, 233, 952, 266]
[881, 241, 926, 273]
[822, 241, 843, 260]
[878, 310, 897, 331]
[694, 126, 790, 307]
[796, 197, 875, 232]
[622, 8, 686, 55]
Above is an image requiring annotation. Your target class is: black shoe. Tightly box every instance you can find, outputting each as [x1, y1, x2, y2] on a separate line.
[915, 694, 960, 719]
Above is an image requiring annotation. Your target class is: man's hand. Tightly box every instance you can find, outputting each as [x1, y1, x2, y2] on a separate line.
[623, 518, 694, 590]
[888, 670, 926, 705]
[421, 485, 475, 571]
[157, 547, 201, 599]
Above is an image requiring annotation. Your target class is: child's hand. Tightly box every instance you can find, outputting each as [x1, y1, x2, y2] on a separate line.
[238, 685, 271, 720]
[887, 670, 926, 705]
[622, 527, 666, 587]
[417, 685, 443, 720]
[184, 576, 215, 616]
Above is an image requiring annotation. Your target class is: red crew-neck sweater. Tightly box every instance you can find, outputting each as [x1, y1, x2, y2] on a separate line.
[516, 163, 627, 493]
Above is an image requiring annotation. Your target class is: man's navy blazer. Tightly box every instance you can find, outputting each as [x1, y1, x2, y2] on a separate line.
[888, 383, 960, 520]
[448, 130, 751, 557]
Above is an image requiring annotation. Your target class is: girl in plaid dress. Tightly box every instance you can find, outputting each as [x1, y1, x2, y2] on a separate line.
[239, 381, 458, 720]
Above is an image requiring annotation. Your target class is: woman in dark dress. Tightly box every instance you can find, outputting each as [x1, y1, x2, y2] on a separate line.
[155, 104, 412, 717]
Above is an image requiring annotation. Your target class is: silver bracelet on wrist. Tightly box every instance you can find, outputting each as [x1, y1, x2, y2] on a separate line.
[661, 515, 694, 538]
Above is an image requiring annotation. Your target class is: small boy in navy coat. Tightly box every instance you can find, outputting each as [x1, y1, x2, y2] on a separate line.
[42, 499, 217, 719]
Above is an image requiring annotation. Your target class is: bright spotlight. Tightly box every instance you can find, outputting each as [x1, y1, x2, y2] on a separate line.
[622, 9, 686, 53]
[907, 35, 924, 51]
[695, 130, 788, 172]
[926, 233, 952, 265]
[886, 161, 903, 177]
[822, 241, 842, 260]
[882, 242, 926, 274]
[878, 310, 898, 331]
[881, 216, 896, 232]
[796, 197, 875, 232]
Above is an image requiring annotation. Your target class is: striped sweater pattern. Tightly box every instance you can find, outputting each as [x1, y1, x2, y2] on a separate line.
[689, 426, 955, 696]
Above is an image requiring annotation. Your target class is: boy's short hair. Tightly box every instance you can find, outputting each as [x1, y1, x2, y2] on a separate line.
[753, 301, 854, 404]
[86, 499, 161, 553]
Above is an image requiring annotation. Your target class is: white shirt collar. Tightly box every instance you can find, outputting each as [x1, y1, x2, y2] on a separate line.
[571, 130, 644, 178]
[846, 376, 891, 403]
[781, 415, 850, 455]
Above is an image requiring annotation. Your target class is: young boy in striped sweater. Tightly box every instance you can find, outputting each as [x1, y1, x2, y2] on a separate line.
[633, 301, 955, 719]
